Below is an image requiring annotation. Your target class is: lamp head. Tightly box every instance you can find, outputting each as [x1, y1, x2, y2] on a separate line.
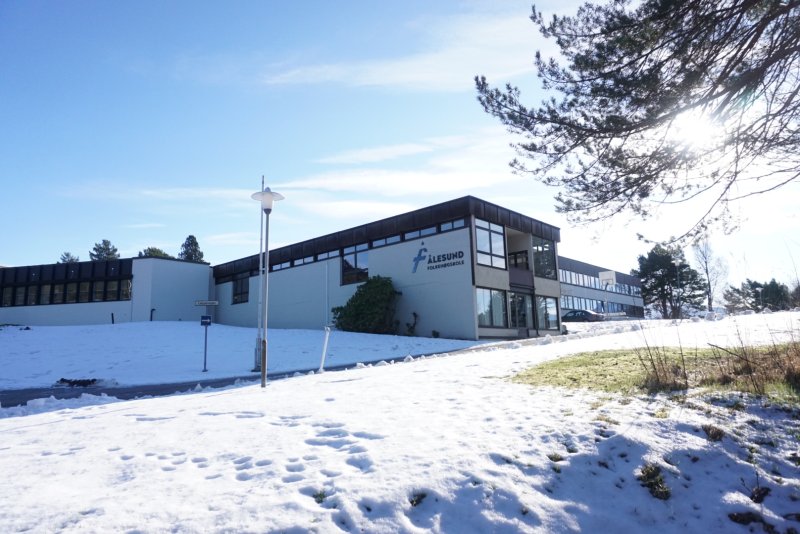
[251, 187, 285, 214]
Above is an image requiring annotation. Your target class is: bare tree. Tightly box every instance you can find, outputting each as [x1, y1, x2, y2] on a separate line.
[693, 239, 728, 312]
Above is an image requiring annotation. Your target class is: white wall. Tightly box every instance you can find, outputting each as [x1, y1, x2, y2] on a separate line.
[213, 229, 478, 339]
[374, 229, 475, 339]
[132, 258, 212, 322]
[0, 301, 132, 326]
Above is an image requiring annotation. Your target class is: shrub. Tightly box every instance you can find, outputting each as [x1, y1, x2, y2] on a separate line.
[332, 276, 400, 334]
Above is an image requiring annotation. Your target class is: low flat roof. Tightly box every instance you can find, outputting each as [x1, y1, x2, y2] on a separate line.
[214, 196, 561, 282]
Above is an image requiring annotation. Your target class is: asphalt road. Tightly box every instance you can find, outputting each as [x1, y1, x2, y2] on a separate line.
[0, 375, 263, 408]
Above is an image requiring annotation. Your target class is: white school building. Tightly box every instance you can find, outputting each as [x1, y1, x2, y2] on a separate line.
[0, 196, 643, 340]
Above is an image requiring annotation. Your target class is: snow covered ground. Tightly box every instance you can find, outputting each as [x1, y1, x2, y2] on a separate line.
[2, 313, 800, 533]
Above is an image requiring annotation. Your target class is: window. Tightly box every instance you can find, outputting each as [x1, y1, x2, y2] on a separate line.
[1, 287, 12, 307]
[105, 280, 119, 301]
[475, 218, 506, 269]
[420, 226, 436, 236]
[15, 287, 25, 306]
[477, 288, 507, 327]
[26, 286, 38, 306]
[404, 230, 420, 240]
[508, 251, 529, 270]
[40, 284, 51, 305]
[441, 218, 465, 232]
[65, 283, 78, 303]
[93, 281, 105, 302]
[536, 296, 559, 330]
[120, 280, 131, 300]
[78, 282, 91, 303]
[509, 292, 533, 328]
[52, 284, 65, 304]
[532, 236, 556, 279]
[232, 273, 249, 304]
[342, 243, 368, 285]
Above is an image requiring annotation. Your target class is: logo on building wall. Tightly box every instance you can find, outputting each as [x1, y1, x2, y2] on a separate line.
[412, 242, 465, 273]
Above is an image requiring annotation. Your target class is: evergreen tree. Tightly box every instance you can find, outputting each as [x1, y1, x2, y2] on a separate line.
[477, 0, 800, 241]
[89, 239, 120, 261]
[331, 276, 400, 334]
[762, 279, 791, 311]
[632, 245, 706, 319]
[178, 235, 204, 262]
[59, 252, 80, 263]
[137, 247, 174, 259]
[723, 282, 754, 314]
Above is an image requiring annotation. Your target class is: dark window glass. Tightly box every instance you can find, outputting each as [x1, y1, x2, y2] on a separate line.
[342, 244, 369, 285]
[536, 296, 559, 330]
[26, 286, 38, 306]
[93, 281, 105, 302]
[105, 280, 119, 301]
[15, 287, 25, 306]
[232, 274, 249, 304]
[120, 280, 132, 300]
[475, 218, 506, 269]
[1, 287, 12, 307]
[67, 264, 79, 280]
[477, 288, 507, 328]
[420, 226, 436, 236]
[40, 284, 51, 305]
[509, 292, 533, 329]
[532, 236, 557, 280]
[28, 267, 41, 282]
[65, 283, 78, 303]
[52, 284, 65, 304]
[78, 282, 91, 302]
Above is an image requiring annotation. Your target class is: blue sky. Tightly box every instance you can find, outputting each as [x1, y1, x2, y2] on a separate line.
[1, 1, 797, 286]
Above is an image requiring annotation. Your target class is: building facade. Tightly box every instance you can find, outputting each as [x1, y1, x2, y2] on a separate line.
[0, 196, 643, 339]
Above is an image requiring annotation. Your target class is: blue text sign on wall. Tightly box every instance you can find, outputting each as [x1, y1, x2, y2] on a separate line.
[412, 242, 466, 273]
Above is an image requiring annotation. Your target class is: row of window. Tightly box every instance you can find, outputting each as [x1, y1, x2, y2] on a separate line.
[476, 288, 560, 331]
[475, 219, 558, 280]
[0, 279, 132, 307]
[270, 218, 467, 277]
[0, 259, 132, 286]
[560, 295, 644, 317]
[558, 268, 641, 296]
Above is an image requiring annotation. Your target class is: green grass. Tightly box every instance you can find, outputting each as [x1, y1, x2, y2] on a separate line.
[513, 342, 800, 402]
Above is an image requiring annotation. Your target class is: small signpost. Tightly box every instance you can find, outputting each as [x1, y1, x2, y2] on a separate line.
[200, 315, 212, 372]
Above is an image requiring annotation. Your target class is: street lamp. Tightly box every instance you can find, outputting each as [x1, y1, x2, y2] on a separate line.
[251, 186, 284, 388]
[755, 287, 763, 310]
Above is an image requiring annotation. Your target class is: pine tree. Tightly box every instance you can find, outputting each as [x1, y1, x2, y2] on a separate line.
[178, 235, 204, 262]
[89, 240, 120, 261]
[138, 247, 174, 259]
[59, 252, 80, 263]
[477, 0, 800, 242]
[632, 245, 706, 319]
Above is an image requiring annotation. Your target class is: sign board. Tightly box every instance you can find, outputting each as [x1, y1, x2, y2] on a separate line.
[195, 300, 219, 306]
[200, 315, 212, 326]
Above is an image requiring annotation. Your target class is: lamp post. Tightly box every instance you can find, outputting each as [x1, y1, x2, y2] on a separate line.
[755, 287, 763, 310]
[251, 186, 284, 388]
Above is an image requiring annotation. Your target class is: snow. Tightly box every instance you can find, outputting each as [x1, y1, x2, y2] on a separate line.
[2, 313, 800, 533]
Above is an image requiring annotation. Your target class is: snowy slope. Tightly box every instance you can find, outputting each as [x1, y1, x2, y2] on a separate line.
[1, 313, 799, 533]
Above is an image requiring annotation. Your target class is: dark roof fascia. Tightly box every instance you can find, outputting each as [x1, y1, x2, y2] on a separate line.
[558, 255, 640, 286]
[213, 196, 561, 279]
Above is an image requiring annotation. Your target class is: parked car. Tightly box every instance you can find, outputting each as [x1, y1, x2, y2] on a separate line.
[561, 310, 604, 322]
